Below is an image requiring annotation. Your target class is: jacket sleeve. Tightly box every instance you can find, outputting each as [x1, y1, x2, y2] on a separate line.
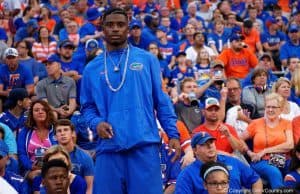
[0, 123, 17, 155]
[80, 66, 104, 133]
[17, 128, 33, 171]
[149, 54, 179, 140]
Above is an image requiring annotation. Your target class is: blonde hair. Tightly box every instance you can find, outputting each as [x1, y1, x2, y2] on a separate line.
[272, 77, 291, 93]
[265, 92, 285, 110]
[291, 67, 300, 96]
[43, 145, 72, 171]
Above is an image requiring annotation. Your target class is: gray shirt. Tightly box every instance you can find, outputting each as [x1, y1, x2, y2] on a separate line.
[35, 75, 76, 108]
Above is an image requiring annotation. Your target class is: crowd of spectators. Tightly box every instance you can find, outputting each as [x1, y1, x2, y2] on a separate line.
[0, 0, 300, 193]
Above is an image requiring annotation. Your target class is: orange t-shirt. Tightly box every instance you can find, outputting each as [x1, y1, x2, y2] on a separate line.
[292, 116, 300, 144]
[192, 123, 239, 153]
[247, 118, 292, 153]
[242, 28, 261, 54]
[217, 48, 258, 79]
[278, 0, 290, 13]
[162, 120, 191, 151]
[39, 19, 56, 33]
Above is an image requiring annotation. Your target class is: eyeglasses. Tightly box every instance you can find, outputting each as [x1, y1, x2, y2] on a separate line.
[265, 106, 280, 109]
[206, 181, 229, 188]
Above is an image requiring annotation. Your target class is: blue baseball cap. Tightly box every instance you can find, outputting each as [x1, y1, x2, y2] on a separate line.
[59, 39, 75, 49]
[289, 25, 299, 33]
[229, 34, 244, 42]
[44, 54, 60, 64]
[130, 20, 142, 30]
[86, 8, 102, 21]
[0, 140, 9, 157]
[191, 132, 216, 148]
[157, 25, 168, 33]
[27, 19, 39, 29]
[85, 39, 99, 51]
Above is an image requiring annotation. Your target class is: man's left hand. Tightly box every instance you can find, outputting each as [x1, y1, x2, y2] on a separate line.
[168, 138, 181, 162]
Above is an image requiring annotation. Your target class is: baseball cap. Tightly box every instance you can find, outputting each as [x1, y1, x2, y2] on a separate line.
[4, 88, 29, 109]
[289, 25, 299, 33]
[129, 20, 142, 30]
[229, 34, 244, 42]
[4, 48, 18, 58]
[0, 140, 9, 157]
[44, 54, 60, 64]
[59, 40, 75, 49]
[176, 51, 186, 58]
[259, 53, 272, 61]
[86, 8, 102, 21]
[157, 25, 168, 33]
[85, 39, 99, 51]
[265, 17, 277, 28]
[210, 59, 224, 68]
[205, 97, 220, 109]
[27, 19, 39, 29]
[191, 132, 216, 148]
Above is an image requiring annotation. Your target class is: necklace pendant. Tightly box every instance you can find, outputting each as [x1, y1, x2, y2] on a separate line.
[114, 66, 119, 72]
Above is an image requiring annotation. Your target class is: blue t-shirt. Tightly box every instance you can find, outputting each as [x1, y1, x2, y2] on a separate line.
[4, 170, 30, 194]
[175, 155, 260, 194]
[60, 59, 84, 75]
[260, 30, 286, 46]
[284, 170, 300, 189]
[0, 63, 34, 90]
[279, 40, 300, 61]
[158, 41, 178, 63]
[0, 111, 27, 133]
[170, 66, 194, 83]
[69, 146, 94, 177]
[207, 29, 231, 53]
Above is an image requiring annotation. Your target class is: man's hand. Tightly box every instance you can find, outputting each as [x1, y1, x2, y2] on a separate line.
[218, 124, 230, 137]
[97, 122, 114, 139]
[168, 138, 181, 162]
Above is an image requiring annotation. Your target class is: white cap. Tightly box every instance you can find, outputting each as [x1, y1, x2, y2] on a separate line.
[4, 48, 18, 58]
[205, 97, 220, 109]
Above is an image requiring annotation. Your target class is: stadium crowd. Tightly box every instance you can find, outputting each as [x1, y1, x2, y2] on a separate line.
[0, 0, 300, 193]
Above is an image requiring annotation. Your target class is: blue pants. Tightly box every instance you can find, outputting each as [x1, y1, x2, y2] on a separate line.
[93, 144, 163, 194]
[250, 160, 285, 189]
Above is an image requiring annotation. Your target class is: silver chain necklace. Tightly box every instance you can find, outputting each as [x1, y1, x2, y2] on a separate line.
[104, 45, 130, 92]
[106, 47, 126, 72]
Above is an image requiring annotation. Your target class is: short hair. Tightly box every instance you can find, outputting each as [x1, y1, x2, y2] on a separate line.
[41, 159, 69, 178]
[272, 77, 291, 93]
[180, 77, 197, 91]
[193, 31, 205, 41]
[200, 161, 229, 181]
[243, 20, 253, 28]
[251, 68, 267, 83]
[43, 145, 72, 171]
[265, 92, 285, 109]
[226, 77, 241, 88]
[54, 119, 75, 132]
[102, 8, 128, 22]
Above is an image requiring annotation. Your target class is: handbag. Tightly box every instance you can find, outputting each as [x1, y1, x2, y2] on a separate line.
[268, 153, 286, 168]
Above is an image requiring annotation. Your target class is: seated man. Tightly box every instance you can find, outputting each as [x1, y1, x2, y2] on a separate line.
[193, 98, 243, 154]
[35, 54, 77, 118]
[175, 132, 262, 194]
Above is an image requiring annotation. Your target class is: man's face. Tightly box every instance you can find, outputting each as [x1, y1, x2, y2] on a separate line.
[259, 57, 272, 70]
[289, 31, 299, 42]
[130, 26, 141, 38]
[194, 33, 205, 46]
[204, 106, 219, 122]
[243, 27, 251, 35]
[288, 57, 300, 72]
[5, 56, 19, 71]
[55, 125, 75, 145]
[193, 140, 217, 162]
[103, 13, 129, 47]
[182, 81, 197, 93]
[46, 62, 61, 77]
[184, 24, 195, 36]
[59, 46, 74, 60]
[42, 167, 69, 194]
[0, 155, 8, 169]
[231, 39, 243, 51]
[21, 97, 32, 110]
[226, 80, 241, 104]
[161, 18, 170, 28]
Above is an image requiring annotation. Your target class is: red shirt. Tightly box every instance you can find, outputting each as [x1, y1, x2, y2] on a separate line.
[193, 123, 239, 153]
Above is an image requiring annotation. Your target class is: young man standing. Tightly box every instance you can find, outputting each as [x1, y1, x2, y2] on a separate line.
[80, 8, 180, 194]
[54, 119, 94, 194]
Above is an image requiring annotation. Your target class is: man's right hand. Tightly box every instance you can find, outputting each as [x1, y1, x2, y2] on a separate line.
[97, 122, 114, 139]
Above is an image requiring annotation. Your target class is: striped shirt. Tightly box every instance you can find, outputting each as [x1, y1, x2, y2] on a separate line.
[32, 41, 57, 62]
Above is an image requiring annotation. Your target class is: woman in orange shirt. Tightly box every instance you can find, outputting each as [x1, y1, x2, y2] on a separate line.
[241, 93, 294, 189]
[38, 7, 56, 34]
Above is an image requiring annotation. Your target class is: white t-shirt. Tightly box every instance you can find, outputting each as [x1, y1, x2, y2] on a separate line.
[280, 101, 300, 121]
[2, 0, 21, 11]
[0, 177, 18, 194]
[185, 45, 217, 66]
[225, 105, 248, 136]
